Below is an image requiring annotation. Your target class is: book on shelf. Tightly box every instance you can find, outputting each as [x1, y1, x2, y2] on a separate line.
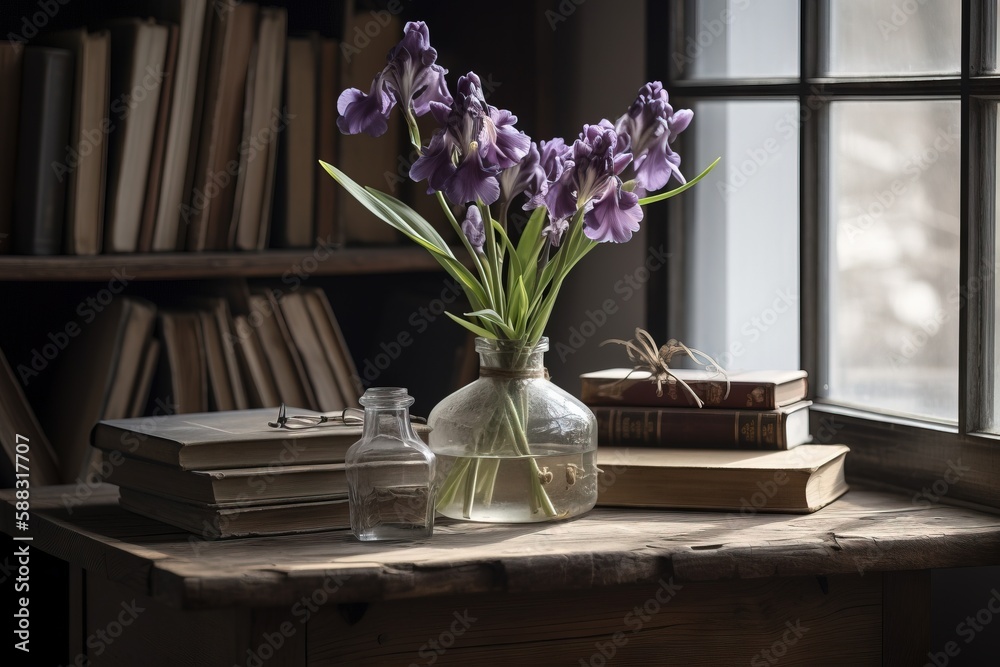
[189, 297, 250, 411]
[103, 19, 169, 253]
[314, 37, 340, 246]
[117, 486, 350, 538]
[13, 46, 73, 255]
[593, 401, 813, 450]
[595, 444, 850, 513]
[230, 6, 287, 251]
[104, 454, 347, 505]
[271, 32, 318, 248]
[232, 313, 282, 407]
[581, 368, 809, 410]
[92, 407, 431, 470]
[140, 0, 209, 252]
[137, 22, 179, 252]
[0, 43, 22, 254]
[301, 287, 362, 405]
[247, 289, 317, 410]
[35, 29, 111, 256]
[0, 345, 61, 487]
[278, 290, 346, 410]
[154, 309, 209, 414]
[185, 1, 257, 251]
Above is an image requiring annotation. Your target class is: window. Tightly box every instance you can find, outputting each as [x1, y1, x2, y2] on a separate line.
[649, 1, 1000, 507]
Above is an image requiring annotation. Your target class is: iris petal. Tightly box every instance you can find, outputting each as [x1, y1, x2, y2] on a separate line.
[584, 184, 642, 243]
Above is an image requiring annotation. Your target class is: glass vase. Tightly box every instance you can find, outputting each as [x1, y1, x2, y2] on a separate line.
[427, 337, 598, 523]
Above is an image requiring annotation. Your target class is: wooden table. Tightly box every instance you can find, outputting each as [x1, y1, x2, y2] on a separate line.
[4, 485, 1000, 666]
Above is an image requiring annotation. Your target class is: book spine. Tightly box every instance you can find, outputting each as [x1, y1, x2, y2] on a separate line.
[13, 47, 73, 255]
[582, 378, 780, 410]
[594, 407, 788, 449]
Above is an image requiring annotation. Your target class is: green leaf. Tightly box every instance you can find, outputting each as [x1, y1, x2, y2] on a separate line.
[464, 308, 517, 338]
[445, 311, 498, 339]
[515, 206, 547, 269]
[636, 157, 720, 206]
[508, 275, 530, 335]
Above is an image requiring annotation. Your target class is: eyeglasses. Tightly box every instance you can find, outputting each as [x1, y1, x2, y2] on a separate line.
[267, 404, 426, 430]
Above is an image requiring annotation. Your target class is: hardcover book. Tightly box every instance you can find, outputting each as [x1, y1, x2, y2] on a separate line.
[92, 407, 431, 470]
[595, 444, 849, 513]
[581, 368, 808, 409]
[118, 487, 349, 538]
[105, 454, 347, 505]
[593, 401, 813, 450]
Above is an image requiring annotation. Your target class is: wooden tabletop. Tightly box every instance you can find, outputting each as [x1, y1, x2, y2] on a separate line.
[4, 485, 999, 610]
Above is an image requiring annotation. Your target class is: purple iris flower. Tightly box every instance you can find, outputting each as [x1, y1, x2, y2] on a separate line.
[337, 22, 452, 137]
[615, 81, 692, 191]
[410, 72, 531, 205]
[526, 138, 571, 211]
[499, 143, 544, 204]
[544, 120, 642, 244]
[461, 206, 485, 253]
[541, 218, 569, 247]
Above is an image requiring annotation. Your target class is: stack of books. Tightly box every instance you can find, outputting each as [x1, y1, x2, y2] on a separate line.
[93, 407, 429, 539]
[580, 368, 849, 513]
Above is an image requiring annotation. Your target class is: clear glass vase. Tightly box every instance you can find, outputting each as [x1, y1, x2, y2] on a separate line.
[427, 337, 598, 523]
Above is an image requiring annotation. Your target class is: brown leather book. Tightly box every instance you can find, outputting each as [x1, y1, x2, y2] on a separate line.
[189, 297, 249, 411]
[155, 310, 209, 415]
[581, 369, 809, 409]
[103, 20, 169, 253]
[231, 7, 287, 250]
[593, 401, 813, 450]
[128, 338, 161, 417]
[185, 1, 258, 251]
[0, 44, 22, 254]
[137, 23, 179, 252]
[13, 46, 73, 255]
[35, 30, 111, 256]
[272, 34, 318, 248]
[314, 38, 340, 247]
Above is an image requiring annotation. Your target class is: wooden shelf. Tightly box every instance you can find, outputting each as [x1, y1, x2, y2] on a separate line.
[0, 246, 452, 281]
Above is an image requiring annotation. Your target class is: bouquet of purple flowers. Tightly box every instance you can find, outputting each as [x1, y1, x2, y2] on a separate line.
[323, 22, 717, 521]
[323, 21, 716, 347]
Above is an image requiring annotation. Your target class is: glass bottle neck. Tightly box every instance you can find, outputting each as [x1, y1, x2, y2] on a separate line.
[362, 407, 418, 441]
[477, 337, 548, 373]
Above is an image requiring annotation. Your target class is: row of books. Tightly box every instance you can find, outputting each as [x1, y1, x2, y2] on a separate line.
[0, 283, 361, 489]
[0, 1, 406, 256]
[581, 368, 850, 513]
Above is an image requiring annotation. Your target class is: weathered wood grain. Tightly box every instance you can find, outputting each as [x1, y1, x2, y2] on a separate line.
[4, 485, 999, 610]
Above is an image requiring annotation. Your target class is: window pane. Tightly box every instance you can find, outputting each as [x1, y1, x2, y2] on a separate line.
[682, 0, 799, 79]
[825, 0, 961, 76]
[826, 101, 960, 421]
[684, 101, 800, 372]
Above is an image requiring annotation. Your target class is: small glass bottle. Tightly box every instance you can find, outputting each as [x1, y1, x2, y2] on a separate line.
[346, 387, 436, 541]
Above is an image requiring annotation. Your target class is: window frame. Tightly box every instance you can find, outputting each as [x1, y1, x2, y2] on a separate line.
[646, 0, 1000, 508]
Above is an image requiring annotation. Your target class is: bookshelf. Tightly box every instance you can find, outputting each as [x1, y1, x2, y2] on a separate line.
[0, 246, 455, 280]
